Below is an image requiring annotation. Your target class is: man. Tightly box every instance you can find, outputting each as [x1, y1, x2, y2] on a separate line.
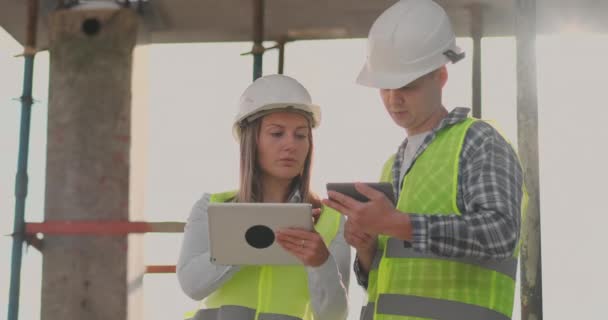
[322, 0, 526, 319]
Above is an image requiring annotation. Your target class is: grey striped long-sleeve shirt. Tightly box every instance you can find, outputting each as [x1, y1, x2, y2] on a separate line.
[355, 107, 524, 287]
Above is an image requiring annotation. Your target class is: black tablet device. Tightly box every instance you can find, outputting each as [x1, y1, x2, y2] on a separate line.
[326, 182, 395, 205]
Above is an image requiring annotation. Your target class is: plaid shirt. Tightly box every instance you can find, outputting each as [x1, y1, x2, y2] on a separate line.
[355, 107, 524, 288]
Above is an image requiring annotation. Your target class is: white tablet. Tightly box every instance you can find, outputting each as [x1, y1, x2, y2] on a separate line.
[207, 202, 313, 265]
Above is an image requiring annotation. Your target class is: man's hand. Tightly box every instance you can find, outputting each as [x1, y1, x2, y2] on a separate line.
[344, 218, 377, 273]
[323, 183, 412, 241]
[344, 218, 377, 253]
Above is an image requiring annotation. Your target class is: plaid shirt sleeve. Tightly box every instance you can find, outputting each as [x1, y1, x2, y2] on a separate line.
[353, 255, 369, 289]
[410, 121, 523, 259]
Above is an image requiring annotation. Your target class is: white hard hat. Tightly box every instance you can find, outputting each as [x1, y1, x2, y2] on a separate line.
[357, 0, 464, 89]
[233, 74, 321, 139]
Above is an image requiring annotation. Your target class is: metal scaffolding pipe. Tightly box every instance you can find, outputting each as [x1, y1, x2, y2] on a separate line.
[145, 265, 177, 274]
[277, 38, 286, 74]
[8, 1, 38, 319]
[25, 221, 186, 235]
[471, 4, 482, 118]
[252, 0, 264, 80]
[516, 0, 544, 319]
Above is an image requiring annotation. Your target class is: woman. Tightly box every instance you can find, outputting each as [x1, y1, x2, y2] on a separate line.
[177, 74, 350, 320]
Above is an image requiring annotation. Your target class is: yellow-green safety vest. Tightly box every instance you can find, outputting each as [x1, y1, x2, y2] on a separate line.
[185, 191, 342, 320]
[363, 118, 527, 320]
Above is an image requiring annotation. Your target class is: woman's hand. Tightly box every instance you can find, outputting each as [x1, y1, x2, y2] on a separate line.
[312, 208, 321, 224]
[275, 228, 329, 267]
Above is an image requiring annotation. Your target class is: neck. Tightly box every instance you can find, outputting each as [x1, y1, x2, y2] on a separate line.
[261, 175, 293, 203]
[406, 105, 448, 136]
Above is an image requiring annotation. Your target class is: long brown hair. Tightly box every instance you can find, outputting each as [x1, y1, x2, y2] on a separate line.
[236, 113, 320, 208]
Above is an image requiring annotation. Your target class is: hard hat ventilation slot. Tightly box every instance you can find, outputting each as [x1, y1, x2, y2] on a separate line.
[443, 50, 465, 63]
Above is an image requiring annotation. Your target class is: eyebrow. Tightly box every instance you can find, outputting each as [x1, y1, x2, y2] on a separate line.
[265, 123, 308, 130]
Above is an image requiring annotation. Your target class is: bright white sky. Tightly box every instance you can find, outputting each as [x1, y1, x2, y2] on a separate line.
[1, 25, 607, 319]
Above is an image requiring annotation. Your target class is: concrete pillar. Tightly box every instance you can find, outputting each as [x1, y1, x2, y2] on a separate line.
[515, 0, 544, 319]
[127, 44, 149, 320]
[42, 8, 139, 320]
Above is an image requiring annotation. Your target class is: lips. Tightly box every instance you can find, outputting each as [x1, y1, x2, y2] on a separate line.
[392, 111, 408, 117]
[278, 158, 298, 166]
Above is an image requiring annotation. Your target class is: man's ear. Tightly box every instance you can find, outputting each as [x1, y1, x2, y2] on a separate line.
[438, 65, 448, 88]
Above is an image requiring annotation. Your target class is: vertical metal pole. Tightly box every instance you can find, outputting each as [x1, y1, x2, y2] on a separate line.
[8, 1, 38, 319]
[252, 0, 264, 80]
[278, 40, 285, 75]
[516, 0, 543, 319]
[471, 4, 482, 118]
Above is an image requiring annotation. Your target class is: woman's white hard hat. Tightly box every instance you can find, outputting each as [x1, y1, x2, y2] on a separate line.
[357, 0, 465, 89]
[233, 74, 321, 139]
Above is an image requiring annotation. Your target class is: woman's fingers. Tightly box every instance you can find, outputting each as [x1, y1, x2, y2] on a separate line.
[275, 229, 329, 267]
[312, 208, 321, 224]
[276, 236, 307, 255]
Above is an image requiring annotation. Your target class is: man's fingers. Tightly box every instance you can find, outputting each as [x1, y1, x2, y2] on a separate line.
[346, 228, 373, 243]
[354, 182, 385, 201]
[327, 190, 361, 209]
[322, 198, 349, 216]
[347, 232, 369, 244]
[345, 232, 374, 250]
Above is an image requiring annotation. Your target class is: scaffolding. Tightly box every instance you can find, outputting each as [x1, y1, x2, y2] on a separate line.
[6, 0, 543, 319]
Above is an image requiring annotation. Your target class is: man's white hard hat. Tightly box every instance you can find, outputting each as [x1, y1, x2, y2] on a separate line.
[233, 74, 321, 139]
[357, 0, 465, 89]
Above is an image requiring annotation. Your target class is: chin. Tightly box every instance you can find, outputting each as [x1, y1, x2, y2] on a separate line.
[392, 119, 410, 129]
[272, 170, 300, 181]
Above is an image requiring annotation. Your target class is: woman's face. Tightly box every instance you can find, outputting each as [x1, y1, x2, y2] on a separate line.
[257, 111, 311, 181]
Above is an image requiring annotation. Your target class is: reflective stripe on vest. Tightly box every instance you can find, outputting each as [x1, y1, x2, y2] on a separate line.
[360, 303, 374, 320]
[376, 294, 511, 320]
[385, 238, 518, 280]
[189, 305, 303, 320]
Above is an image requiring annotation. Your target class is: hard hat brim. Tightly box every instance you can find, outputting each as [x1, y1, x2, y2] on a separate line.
[357, 44, 463, 90]
[356, 64, 432, 90]
[232, 103, 321, 141]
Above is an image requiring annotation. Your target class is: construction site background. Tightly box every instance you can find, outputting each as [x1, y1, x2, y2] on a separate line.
[1, 26, 607, 319]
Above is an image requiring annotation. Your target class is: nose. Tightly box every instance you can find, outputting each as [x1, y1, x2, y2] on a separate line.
[388, 89, 404, 105]
[282, 133, 298, 152]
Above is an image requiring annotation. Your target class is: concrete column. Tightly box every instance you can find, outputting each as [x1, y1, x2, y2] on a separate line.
[127, 44, 149, 320]
[42, 8, 139, 320]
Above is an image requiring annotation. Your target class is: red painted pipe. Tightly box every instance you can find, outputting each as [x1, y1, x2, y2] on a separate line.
[145, 265, 176, 274]
[25, 221, 185, 235]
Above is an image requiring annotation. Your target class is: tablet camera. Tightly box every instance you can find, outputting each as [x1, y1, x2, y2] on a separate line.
[245, 225, 275, 249]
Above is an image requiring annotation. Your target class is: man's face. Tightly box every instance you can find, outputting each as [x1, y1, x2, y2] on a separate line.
[379, 67, 446, 134]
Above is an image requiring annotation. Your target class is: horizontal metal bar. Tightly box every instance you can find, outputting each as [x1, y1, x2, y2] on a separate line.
[145, 265, 176, 274]
[25, 221, 185, 235]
